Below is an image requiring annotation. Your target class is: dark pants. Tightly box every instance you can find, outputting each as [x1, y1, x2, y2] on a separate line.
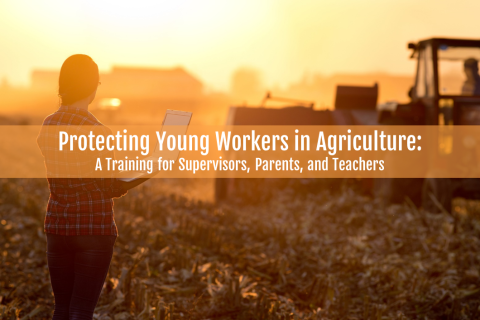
[46, 234, 116, 320]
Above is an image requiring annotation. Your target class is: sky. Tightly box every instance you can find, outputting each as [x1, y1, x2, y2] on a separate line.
[1, 0, 480, 90]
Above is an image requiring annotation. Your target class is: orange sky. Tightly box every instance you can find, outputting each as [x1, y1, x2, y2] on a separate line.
[1, 0, 479, 90]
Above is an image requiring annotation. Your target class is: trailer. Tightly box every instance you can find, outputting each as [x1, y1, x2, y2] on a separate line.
[215, 85, 379, 203]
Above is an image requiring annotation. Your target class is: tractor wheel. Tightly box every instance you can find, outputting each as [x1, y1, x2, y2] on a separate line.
[421, 178, 452, 213]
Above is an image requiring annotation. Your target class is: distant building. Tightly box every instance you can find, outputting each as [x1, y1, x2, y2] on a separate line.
[30, 66, 204, 100]
[101, 67, 203, 100]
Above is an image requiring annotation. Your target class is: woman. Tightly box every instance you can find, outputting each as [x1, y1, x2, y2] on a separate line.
[37, 54, 128, 320]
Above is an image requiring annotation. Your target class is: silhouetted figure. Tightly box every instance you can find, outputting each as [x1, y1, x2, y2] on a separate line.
[37, 54, 128, 320]
[462, 58, 480, 95]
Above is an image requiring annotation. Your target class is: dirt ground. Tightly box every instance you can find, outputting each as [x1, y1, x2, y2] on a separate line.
[1, 178, 480, 319]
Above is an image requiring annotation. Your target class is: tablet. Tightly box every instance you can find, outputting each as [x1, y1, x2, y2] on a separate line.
[118, 109, 192, 184]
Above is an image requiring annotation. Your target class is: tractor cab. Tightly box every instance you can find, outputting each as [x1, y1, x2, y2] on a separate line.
[381, 38, 480, 126]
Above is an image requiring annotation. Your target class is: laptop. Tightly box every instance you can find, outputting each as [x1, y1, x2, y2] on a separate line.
[118, 109, 192, 182]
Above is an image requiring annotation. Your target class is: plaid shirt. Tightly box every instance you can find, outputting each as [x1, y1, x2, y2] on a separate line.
[37, 106, 127, 236]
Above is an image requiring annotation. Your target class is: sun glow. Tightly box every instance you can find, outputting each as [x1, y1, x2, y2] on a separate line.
[97, 98, 121, 110]
[1, 0, 480, 89]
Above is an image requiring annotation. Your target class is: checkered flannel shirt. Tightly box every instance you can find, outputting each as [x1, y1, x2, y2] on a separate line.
[37, 106, 127, 236]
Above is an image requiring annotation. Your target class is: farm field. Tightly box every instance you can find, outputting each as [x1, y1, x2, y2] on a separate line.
[1, 178, 480, 319]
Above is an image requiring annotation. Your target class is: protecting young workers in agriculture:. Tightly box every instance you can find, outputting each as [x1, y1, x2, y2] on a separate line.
[58, 129, 421, 157]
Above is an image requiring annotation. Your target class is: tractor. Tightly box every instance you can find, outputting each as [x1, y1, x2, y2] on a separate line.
[378, 38, 480, 212]
[216, 37, 480, 212]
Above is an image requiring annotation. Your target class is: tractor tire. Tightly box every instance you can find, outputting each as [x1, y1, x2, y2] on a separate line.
[421, 178, 452, 214]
